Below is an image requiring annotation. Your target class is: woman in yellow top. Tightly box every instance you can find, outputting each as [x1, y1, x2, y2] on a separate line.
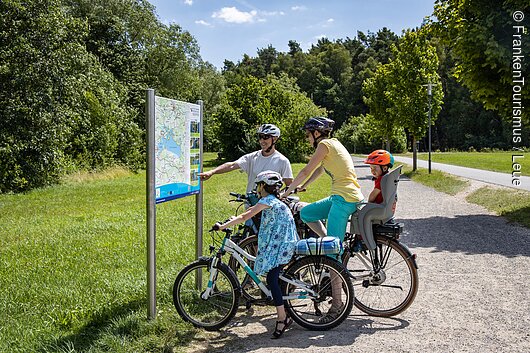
[282, 116, 364, 322]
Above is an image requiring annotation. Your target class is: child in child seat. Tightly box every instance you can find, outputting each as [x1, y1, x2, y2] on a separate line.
[363, 149, 395, 204]
[214, 170, 299, 338]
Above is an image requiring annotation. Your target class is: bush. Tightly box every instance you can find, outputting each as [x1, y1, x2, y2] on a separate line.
[212, 74, 325, 162]
[335, 115, 407, 154]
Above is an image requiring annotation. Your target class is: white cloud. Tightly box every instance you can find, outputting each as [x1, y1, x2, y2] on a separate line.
[291, 6, 307, 11]
[327, 18, 334, 23]
[212, 7, 257, 24]
[184, 0, 193, 5]
[195, 20, 212, 27]
[261, 11, 285, 16]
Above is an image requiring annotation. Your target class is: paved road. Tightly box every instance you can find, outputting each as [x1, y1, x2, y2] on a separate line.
[188, 161, 530, 353]
[391, 155, 530, 191]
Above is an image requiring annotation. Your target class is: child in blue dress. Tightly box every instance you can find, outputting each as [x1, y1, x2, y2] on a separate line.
[215, 170, 299, 338]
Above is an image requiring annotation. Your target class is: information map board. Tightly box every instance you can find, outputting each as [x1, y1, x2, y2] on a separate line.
[154, 96, 201, 203]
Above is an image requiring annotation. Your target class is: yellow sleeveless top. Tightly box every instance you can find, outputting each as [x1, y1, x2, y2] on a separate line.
[319, 138, 364, 203]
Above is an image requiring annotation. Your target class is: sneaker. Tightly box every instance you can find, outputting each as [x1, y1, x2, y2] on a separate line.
[318, 303, 344, 324]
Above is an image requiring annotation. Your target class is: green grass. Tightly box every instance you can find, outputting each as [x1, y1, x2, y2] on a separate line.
[398, 162, 529, 227]
[400, 163, 469, 195]
[398, 151, 530, 175]
[0, 155, 331, 353]
[466, 187, 530, 228]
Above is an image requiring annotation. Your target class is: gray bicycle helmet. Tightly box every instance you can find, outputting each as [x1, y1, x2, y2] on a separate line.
[257, 124, 281, 137]
[254, 170, 283, 187]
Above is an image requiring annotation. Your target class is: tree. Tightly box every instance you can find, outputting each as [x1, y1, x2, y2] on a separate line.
[0, 0, 142, 192]
[335, 115, 407, 154]
[363, 64, 402, 150]
[212, 74, 325, 162]
[432, 0, 530, 121]
[387, 29, 443, 170]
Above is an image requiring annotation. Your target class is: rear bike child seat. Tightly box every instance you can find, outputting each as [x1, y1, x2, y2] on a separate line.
[349, 166, 402, 250]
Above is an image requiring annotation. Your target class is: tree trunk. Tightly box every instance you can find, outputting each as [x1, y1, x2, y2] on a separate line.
[412, 135, 417, 171]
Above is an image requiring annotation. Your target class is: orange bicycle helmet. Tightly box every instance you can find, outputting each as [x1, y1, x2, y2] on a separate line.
[364, 150, 394, 167]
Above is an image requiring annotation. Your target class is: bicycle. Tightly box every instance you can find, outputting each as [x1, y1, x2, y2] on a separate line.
[227, 166, 419, 317]
[173, 226, 354, 331]
[226, 191, 316, 304]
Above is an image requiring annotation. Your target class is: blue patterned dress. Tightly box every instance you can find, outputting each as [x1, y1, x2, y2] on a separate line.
[253, 194, 299, 276]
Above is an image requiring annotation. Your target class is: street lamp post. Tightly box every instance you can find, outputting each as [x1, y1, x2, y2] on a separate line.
[423, 82, 437, 174]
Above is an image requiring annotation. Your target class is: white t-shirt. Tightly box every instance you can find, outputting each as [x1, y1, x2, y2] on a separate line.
[236, 150, 293, 193]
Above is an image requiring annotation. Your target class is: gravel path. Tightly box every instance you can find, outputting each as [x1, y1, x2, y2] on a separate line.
[187, 162, 530, 353]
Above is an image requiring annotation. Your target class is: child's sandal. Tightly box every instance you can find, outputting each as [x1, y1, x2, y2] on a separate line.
[272, 317, 292, 339]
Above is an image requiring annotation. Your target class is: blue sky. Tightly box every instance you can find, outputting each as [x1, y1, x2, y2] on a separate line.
[148, 0, 436, 69]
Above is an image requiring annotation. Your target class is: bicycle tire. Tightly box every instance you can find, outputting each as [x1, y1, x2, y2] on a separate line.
[343, 235, 418, 317]
[283, 255, 354, 331]
[173, 258, 240, 330]
[228, 235, 265, 303]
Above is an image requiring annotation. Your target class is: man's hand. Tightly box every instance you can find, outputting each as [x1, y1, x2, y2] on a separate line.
[198, 171, 213, 181]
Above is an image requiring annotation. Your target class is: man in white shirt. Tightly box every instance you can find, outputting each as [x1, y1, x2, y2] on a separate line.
[199, 124, 293, 193]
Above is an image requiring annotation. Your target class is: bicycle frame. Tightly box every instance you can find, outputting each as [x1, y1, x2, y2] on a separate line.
[201, 234, 318, 301]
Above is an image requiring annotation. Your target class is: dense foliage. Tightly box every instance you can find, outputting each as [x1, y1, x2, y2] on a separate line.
[213, 74, 324, 162]
[432, 0, 530, 119]
[0, 0, 222, 192]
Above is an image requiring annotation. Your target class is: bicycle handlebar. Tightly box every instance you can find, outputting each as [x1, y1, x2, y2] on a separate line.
[209, 221, 233, 234]
[229, 192, 247, 201]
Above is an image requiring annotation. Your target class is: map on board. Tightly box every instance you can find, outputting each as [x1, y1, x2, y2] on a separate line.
[155, 96, 201, 203]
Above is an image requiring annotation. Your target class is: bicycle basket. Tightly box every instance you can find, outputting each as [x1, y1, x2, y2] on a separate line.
[295, 236, 342, 256]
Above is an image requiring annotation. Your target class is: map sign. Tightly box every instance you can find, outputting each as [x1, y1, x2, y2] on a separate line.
[154, 96, 201, 203]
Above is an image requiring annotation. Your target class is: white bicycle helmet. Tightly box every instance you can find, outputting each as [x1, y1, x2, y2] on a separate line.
[254, 170, 283, 187]
[257, 124, 281, 137]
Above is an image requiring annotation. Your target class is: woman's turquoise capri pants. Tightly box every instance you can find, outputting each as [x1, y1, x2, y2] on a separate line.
[300, 194, 359, 241]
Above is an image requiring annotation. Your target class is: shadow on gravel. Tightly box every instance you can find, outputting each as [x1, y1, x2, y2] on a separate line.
[196, 310, 409, 352]
[399, 215, 530, 258]
[192, 308, 409, 353]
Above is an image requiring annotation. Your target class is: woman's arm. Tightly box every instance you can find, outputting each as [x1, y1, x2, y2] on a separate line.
[300, 166, 324, 190]
[217, 203, 269, 230]
[283, 143, 328, 196]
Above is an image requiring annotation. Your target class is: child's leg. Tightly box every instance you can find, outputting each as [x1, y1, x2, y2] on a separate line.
[266, 266, 287, 322]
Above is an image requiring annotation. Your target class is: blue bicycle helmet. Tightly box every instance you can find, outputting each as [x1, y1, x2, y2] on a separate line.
[302, 117, 335, 133]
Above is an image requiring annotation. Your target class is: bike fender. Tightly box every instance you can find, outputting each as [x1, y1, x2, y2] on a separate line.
[396, 241, 418, 269]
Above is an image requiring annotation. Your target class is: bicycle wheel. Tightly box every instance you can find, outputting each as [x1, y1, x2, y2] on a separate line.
[173, 259, 240, 330]
[343, 235, 418, 317]
[283, 255, 354, 330]
[228, 235, 264, 303]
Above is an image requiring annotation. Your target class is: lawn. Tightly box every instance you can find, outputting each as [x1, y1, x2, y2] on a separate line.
[398, 151, 530, 175]
[400, 164, 469, 195]
[0, 154, 331, 353]
[466, 187, 530, 228]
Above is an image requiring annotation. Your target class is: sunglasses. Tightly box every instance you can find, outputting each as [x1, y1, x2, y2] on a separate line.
[258, 134, 272, 140]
